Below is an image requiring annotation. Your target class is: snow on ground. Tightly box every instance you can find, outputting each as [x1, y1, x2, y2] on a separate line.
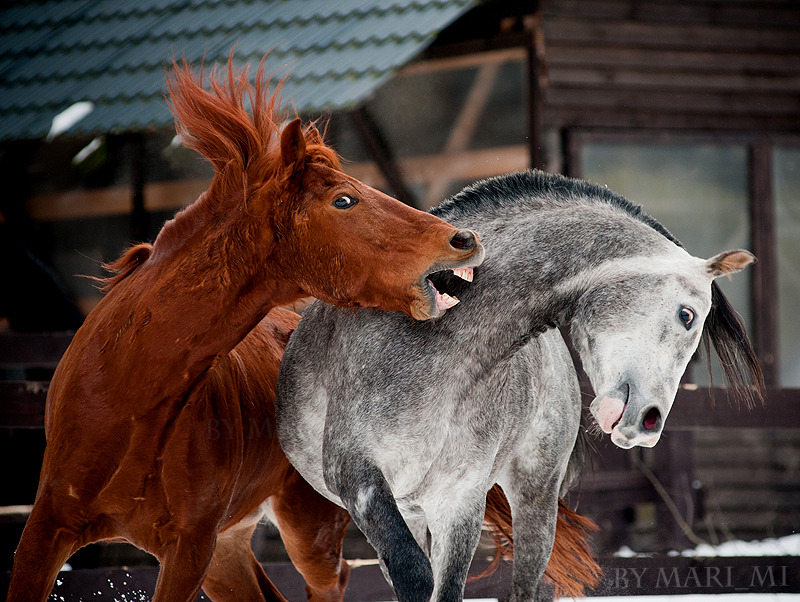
[404, 592, 800, 602]
[615, 533, 800, 558]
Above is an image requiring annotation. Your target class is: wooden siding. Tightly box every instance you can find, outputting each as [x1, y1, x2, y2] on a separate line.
[539, 0, 800, 132]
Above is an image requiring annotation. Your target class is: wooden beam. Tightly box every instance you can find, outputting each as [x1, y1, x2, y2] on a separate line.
[1, 557, 798, 599]
[399, 47, 525, 77]
[543, 0, 800, 29]
[545, 87, 800, 116]
[423, 61, 502, 207]
[4, 382, 797, 431]
[544, 17, 800, 51]
[750, 141, 779, 386]
[22, 144, 531, 223]
[546, 44, 800, 74]
[129, 133, 148, 243]
[526, 13, 546, 170]
[25, 179, 210, 221]
[348, 106, 418, 209]
[0, 332, 73, 368]
[547, 68, 800, 94]
[344, 145, 529, 191]
[667, 386, 800, 430]
[0, 381, 48, 428]
[549, 106, 800, 131]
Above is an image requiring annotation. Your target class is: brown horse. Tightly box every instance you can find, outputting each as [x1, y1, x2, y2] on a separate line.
[7, 58, 483, 602]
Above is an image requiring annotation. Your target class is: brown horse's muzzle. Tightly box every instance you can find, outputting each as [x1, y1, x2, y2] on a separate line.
[409, 228, 485, 321]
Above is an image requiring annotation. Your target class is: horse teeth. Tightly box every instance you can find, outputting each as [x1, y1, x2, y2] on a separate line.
[453, 267, 473, 282]
[436, 292, 460, 311]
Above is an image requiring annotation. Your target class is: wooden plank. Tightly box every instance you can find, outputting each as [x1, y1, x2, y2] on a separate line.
[568, 470, 658, 510]
[0, 381, 48, 428]
[3, 383, 797, 431]
[543, 0, 800, 28]
[549, 106, 800, 131]
[668, 387, 800, 430]
[25, 179, 209, 221]
[400, 47, 526, 77]
[544, 17, 800, 51]
[344, 146, 530, 193]
[0, 332, 72, 368]
[545, 87, 800, 116]
[546, 46, 800, 74]
[547, 67, 800, 94]
[0, 557, 797, 599]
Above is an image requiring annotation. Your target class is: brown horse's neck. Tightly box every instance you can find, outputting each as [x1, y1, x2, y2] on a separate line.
[90, 186, 299, 402]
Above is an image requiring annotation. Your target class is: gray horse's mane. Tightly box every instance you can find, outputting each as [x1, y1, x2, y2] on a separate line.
[433, 170, 765, 408]
[431, 169, 683, 248]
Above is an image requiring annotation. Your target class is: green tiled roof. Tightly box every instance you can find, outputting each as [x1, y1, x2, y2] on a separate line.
[0, 0, 479, 141]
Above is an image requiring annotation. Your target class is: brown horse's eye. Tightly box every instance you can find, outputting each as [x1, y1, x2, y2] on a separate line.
[679, 307, 695, 330]
[333, 195, 358, 209]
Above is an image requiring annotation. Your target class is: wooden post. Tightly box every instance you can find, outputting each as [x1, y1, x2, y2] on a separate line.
[749, 140, 778, 386]
[650, 430, 697, 551]
[129, 133, 148, 243]
[349, 106, 419, 209]
[525, 13, 545, 171]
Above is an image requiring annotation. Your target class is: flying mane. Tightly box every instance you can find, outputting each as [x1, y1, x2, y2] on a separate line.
[433, 170, 764, 407]
[96, 55, 342, 293]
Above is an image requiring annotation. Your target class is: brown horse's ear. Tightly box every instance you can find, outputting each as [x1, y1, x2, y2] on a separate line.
[280, 118, 306, 172]
[706, 249, 756, 279]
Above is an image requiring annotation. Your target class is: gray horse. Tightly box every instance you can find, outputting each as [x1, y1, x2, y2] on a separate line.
[276, 170, 763, 602]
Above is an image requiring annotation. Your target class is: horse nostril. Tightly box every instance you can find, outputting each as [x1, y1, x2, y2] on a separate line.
[643, 407, 661, 431]
[450, 230, 476, 251]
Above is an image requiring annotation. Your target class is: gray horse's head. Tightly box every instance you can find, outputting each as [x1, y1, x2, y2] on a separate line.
[570, 246, 758, 449]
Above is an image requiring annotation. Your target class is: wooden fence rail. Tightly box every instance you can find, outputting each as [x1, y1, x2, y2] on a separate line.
[2, 380, 798, 430]
[1, 556, 798, 601]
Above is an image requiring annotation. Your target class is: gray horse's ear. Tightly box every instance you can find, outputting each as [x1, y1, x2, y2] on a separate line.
[706, 249, 756, 279]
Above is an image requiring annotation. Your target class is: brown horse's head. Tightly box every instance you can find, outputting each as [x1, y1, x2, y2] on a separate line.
[167, 55, 484, 320]
[270, 119, 484, 320]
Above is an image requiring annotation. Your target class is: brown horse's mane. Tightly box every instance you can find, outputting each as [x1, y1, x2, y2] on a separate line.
[94, 243, 154, 293]
[167, 54, 341, 199]
[96, 54, 343, 293]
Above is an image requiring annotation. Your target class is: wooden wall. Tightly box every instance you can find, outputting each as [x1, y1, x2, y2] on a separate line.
[539, 0, 800, 133]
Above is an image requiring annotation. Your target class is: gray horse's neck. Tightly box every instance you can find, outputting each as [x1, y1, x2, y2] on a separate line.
[429, 174, 677, 367]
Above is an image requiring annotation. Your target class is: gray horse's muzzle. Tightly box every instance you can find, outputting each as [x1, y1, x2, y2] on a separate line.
[590, 385, 664, 449]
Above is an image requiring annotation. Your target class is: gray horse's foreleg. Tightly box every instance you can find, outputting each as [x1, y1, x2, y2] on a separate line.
[333, 461, 434, 602]
[500, 477, 560, 602]
[427, 493, 486, 602]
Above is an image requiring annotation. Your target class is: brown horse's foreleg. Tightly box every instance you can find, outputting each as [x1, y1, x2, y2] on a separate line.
[202, 516, 288, 602]
[271, 470, 352, 602]
[152, 533, 218, 602]
[6, 497, 85, 602]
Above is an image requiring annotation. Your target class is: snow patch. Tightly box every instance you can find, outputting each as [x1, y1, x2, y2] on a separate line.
[616, 533, 800, 559]
[678, 533, 800, 558]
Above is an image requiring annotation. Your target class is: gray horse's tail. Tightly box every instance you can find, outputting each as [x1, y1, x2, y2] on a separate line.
[481, 488, 601, 597]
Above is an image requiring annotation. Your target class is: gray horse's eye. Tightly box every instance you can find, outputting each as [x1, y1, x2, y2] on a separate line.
[679, 307, 695, 330]
[333, 195, 358, 209]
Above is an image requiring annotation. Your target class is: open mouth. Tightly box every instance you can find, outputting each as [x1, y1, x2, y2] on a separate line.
[425, 267, 473, 311]
[420, 266, 475, 316]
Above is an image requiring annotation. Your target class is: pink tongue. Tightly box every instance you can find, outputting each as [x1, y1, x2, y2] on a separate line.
[596, 396, 626, 434]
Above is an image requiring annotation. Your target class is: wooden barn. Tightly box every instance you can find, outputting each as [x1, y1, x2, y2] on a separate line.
[1, 0, 799, 598]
